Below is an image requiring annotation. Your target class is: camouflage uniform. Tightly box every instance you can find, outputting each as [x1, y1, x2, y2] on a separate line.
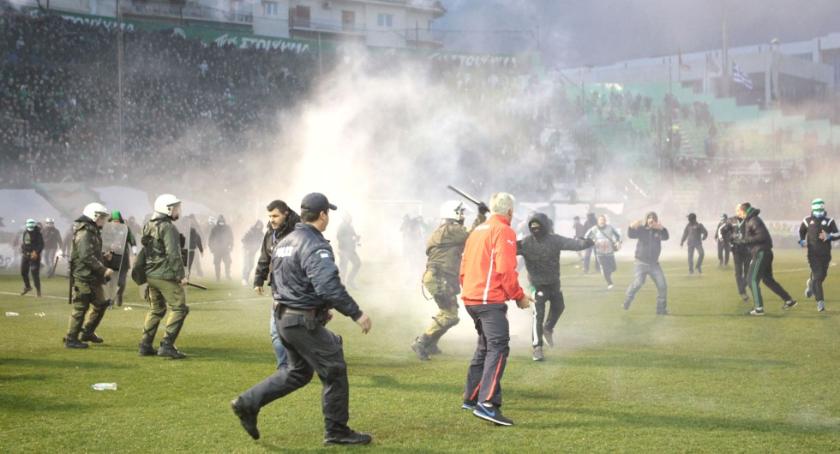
[413, 215, 484, 357]
[140, 214, 189, 352]
[65, 217, 109, 343]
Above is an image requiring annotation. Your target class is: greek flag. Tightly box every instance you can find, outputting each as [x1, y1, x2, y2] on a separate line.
[732, 62, 753, 90]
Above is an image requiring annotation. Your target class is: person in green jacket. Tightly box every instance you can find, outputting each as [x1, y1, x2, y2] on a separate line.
[64, 203, 113, 349]
[139, 194, 189, 359]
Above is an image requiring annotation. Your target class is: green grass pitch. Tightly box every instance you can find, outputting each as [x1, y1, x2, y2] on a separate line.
[1, 250, 839, 452]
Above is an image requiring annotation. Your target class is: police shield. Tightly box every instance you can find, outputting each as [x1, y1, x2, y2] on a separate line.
[101, 222, 129, 303]
[175, 217, 194, 279]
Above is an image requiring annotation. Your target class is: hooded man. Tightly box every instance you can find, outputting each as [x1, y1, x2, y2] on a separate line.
[623, 212, 669, 315]
[209, 214, 234, 281]
[799, 198, 839, 312]
[715, 214, 731, 267]
[733, 202, 796, 315]
[585, 214, 622, 289]
[518, 213, 594, 361]
[19, 218, 44, 296]
[680, 213, 708, 275]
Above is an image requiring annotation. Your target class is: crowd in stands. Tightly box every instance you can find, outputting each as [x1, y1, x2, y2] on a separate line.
[1, 2, 835, 217]
[1, 4, 316, 185]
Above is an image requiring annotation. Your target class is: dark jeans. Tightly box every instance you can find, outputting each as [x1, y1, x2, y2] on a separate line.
[748, 250, 792, 309]
[238, 310, 352, 436]
[687, 244, 704, 273]
[597, 254, 617, 285]
[463, 304, 509, 407]
[21, 254, 41, 291]
[532, 282, 564, 347]
[717, 241, 730, 266]
[808, 253, 831, 302]
[733, 250, 750, 296]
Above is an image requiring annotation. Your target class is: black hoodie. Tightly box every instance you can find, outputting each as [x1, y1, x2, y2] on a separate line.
[680, 221, 708, 247]
[517, 213, 594, 286]
[253, 209, 301, 287]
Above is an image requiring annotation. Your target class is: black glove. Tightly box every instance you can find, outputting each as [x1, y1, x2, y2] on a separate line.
[477, 202, 490, 215]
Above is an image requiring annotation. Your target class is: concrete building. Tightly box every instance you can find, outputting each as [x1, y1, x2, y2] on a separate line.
[28, 0, 445, 49]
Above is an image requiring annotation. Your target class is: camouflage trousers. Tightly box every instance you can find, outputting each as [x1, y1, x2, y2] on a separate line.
[141, 278, 189, 346]
[66, 280, 108, 339]
[422, 271, 460, 343]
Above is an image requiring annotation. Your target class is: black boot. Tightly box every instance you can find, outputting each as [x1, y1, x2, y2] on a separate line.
[80, 332, 104, 344]
[138, 343, 157, 356]
[410, 335, 430, 361]
[324, 430, 372, 445]
[230, 398, 260, 440]
[158, 341, 186, 359]
[63, 337, 89, 349]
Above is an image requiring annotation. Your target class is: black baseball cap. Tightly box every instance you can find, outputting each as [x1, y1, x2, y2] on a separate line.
[301, 193, 337, 213]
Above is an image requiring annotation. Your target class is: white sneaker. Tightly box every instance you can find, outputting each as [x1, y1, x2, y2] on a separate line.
[817, 301, 825, 312]
[805, 278, 813, 298]
[607, 284, 614, 290]
[532, 346, 544, 361]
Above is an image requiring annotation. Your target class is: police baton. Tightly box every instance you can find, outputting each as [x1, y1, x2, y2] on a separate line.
[186, 282, 208, 290]
[446, 185, 482, 206]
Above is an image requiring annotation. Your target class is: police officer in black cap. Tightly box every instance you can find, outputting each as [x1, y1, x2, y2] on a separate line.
[231, 192, 373, 446]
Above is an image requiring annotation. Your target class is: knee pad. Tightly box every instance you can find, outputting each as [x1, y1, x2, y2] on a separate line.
[434, 315, 459, 329]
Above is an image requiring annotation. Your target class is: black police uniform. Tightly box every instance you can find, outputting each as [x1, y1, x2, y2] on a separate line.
[234, 217, 367, 441]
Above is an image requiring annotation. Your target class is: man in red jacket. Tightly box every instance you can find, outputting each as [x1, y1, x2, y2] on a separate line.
[460, 192, 531, 426]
